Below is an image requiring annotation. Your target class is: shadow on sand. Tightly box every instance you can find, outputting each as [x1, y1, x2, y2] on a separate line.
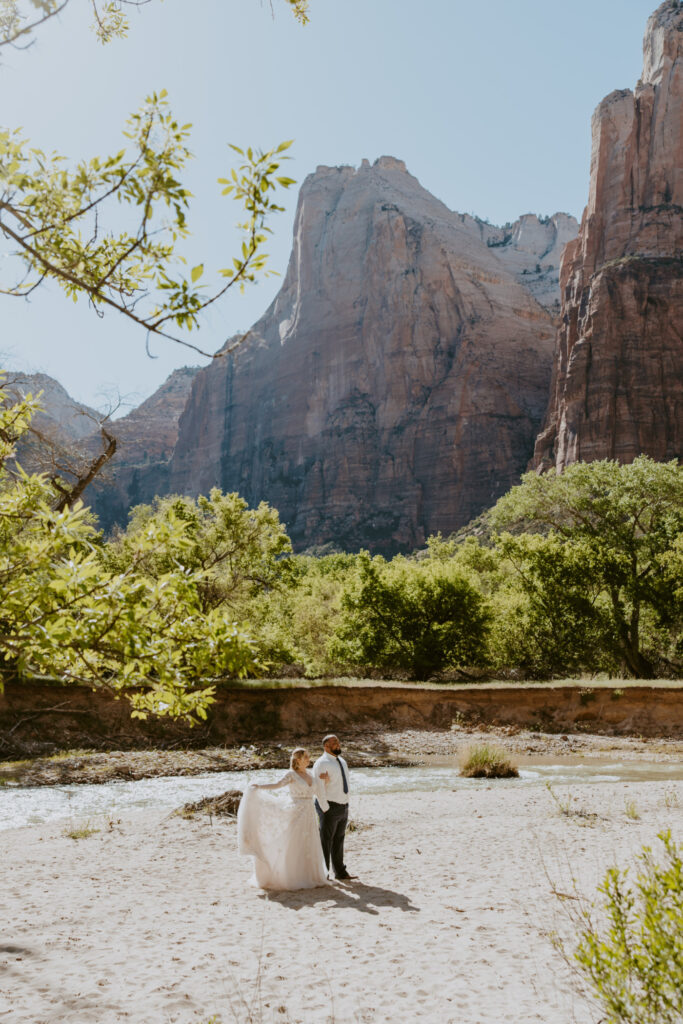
[259, 880, 419, 916]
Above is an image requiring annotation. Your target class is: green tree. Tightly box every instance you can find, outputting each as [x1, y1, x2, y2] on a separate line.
[105, 489, 292, 613]
[0, 380, 257, 719]
[0, 0, 314, 718]
[332, 553, 490, 680]
[490, 458, 683, 677]
[242, 552, 356, 675]
[492, 532, 614, 677]
[424, 532, 596, 677]
[574, 832, 683, 1024]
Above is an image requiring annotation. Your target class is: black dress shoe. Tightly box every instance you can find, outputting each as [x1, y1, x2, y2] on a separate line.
[335, 872, 356, 880]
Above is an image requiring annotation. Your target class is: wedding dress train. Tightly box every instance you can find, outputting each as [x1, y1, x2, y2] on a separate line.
[237, 770, 329, 890]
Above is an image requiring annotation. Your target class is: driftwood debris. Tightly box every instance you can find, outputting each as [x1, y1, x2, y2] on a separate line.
[176, 789, 243, 819]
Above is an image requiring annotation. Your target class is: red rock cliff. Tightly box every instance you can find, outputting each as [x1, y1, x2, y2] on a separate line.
[170, 158, 562, 552]
[86, 366, 200, 529]
[534, 0, 683, 470]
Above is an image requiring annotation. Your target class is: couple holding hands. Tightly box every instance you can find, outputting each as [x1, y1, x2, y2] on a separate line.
[237, 734, 356, 890]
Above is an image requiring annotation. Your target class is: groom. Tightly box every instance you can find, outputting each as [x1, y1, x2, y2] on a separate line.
[313, 734, 354, 881]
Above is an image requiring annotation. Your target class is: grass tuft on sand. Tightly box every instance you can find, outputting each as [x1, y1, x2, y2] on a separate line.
[63, 822, 100, 840]
[459, 743, 519, 779]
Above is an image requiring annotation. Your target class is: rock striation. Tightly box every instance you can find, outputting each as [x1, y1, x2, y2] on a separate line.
[534, 0, 683, 470]
[460, 212, 579, 314]
[168, 157, 569, 553]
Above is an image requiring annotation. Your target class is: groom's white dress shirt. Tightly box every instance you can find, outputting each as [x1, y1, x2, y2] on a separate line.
[313, 751, 350, 805]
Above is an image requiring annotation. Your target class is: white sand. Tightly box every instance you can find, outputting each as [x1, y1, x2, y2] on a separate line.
[3, 780, 682, 1024]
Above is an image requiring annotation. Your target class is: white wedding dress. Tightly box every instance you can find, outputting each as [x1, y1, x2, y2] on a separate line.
[237, 770, 329, 891]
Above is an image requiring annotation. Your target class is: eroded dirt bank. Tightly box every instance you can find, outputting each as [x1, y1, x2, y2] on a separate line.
[2, 680, 683, 786]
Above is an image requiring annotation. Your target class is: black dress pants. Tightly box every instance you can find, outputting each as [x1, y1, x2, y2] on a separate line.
[316, 800, 348, 876]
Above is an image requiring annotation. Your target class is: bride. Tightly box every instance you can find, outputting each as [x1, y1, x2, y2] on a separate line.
[237, 747, 330, 890]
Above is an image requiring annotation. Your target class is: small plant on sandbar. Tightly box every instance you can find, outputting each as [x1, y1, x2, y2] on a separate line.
[459, 743, 519, 779]
[545, 782, 599, 826]
[624, 798, 641, 821]
[63, 821, 100, 840]
[663, 787, 680, 810]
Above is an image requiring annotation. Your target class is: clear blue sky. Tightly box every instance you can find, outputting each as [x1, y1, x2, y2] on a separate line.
[2, 0, 658, 413]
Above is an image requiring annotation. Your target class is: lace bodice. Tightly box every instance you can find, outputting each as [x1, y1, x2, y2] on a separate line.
[287, 769, 323, 801]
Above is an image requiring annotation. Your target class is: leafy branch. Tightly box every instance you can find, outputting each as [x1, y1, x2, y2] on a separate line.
[0, 0, 152, 50]
[0, 94, 296, 357]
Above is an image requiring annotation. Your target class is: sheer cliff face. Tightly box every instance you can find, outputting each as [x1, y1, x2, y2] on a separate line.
[534, 0, 683, 471]
[170, 157, 560, 553]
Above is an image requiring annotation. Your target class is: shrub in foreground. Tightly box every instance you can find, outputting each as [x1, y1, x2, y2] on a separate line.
[574, 831, 683, 1024]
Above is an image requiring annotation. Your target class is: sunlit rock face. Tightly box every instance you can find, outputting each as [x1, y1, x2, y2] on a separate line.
[533, 0, 683, 471]
[169, 157, 564, 553]
[461, 211, 579, 315]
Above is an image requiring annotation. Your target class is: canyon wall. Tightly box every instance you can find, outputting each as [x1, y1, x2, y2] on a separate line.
[534, 0, 683, 470]
[86, 366, 200, 530]
[169, 159, 573, 553]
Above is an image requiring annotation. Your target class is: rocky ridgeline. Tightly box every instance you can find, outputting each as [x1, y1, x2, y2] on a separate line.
[459, 211, 579, 313]
[6, 371, 98, 441]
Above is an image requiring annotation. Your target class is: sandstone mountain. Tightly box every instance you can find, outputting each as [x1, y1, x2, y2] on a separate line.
[4, 371, 103, 482]
[165, 158, 575, 553]
[86, 366, 200, 530]
[534, 0, 683, 470]
[5, 371, 99, 443]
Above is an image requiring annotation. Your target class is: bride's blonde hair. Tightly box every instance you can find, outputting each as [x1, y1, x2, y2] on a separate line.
[290, 747, 308, 770]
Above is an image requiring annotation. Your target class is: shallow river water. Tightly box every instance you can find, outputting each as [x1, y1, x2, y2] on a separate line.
[2, 760, 683, 832]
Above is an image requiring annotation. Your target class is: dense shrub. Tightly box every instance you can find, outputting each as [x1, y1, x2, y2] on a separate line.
[240, 553, 355, 675]
[331, 553, 490, 679]
[574, 832, 683, 1024]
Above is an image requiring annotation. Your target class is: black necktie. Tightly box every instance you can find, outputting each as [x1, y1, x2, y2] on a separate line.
[338, 758, 348, 794]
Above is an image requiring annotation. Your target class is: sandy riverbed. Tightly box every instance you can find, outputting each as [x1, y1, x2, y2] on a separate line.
[3, 778, 683, 1024]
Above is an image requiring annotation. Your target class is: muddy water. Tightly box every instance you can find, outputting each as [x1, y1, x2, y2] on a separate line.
[2, 759, 683, 832]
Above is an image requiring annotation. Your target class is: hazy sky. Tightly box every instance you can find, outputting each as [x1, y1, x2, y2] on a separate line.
[2, 0, 658, 413]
